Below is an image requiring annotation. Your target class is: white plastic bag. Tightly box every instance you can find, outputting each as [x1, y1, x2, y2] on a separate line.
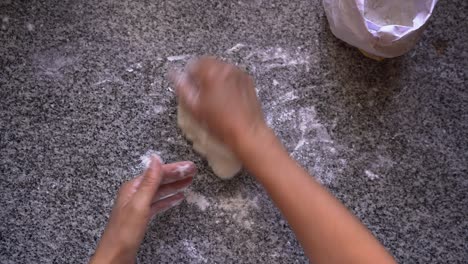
[323, 0, 438, 59]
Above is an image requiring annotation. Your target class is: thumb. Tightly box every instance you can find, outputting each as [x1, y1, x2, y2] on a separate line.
[170, 70, 199, 116]
[134, 155, 163, 204]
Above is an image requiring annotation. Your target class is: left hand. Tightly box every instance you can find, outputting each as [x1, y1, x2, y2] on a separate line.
[90, 156, 197, 264]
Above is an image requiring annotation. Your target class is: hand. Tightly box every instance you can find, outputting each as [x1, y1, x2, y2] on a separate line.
[171, 57, 268, 149]
[90, 156, 197, 264]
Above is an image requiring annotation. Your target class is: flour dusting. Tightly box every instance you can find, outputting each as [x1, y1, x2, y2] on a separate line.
[267, 106, 343, 184]
[26, 23, 34, 31]
[182, 240, 208, 263]
[185, 190, 210, 211]
[226, 43, 246, 53]
[139, 150, 163, 169]
[216, 193, 259, 229]
[365, 170, 380, 180]
[167, 54, 191, 62]
[245, 46, 310, 71]
[174, 163, 192, 177]
[153, 105, 165, 114]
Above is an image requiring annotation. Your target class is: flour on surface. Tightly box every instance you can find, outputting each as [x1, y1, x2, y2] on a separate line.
[266, 105, 343, 185]
[216, 193, 259, 229]
[185, 190, 210, 211]
[152, 105, 166, 114]
[365, 170, 380, 180]
[125, 62, 143, 72]
[278, 91, 298, 104]
[184, 188, 259, 229]
[167, 54, 191, 62]
[226, 43, 246, 53]
[245, 46, 310, 71]
[139, 150, 163, 169]
[26, 23, 34, 31]
[182, 240, 208, 263]
[362, 154, 394, 180]
[33, 48, 77, 77]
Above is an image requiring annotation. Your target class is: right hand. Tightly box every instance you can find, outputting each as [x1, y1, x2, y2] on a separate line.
[171, 57, 268, 149]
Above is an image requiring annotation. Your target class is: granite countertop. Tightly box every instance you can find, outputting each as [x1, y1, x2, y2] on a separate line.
[1, 0, 467, 263]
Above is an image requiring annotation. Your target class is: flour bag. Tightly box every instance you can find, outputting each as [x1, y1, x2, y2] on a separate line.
[323, 0, 438, 59]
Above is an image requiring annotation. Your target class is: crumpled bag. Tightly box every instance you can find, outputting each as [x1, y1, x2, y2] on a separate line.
[323, 0, 438, 59]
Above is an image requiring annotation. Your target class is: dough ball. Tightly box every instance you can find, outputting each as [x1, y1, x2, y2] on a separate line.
[177, 105, 241, 179]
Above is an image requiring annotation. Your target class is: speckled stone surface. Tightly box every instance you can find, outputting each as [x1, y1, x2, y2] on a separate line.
[1, 0, 467, 263]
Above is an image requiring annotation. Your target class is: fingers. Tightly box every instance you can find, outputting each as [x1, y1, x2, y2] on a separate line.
[161, 161, 197, 184]
[134, 155, 163, 204]
[150, 192, 185, 217]
[152, 177, 193, 203]
[187, 56, 226, 90]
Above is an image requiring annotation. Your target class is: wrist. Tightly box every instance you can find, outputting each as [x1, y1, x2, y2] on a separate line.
[91, 235, 136, 264]
[232, 124, 280, 162]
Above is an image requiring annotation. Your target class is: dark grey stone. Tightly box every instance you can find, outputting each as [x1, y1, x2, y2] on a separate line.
[0, 0, 466, 263]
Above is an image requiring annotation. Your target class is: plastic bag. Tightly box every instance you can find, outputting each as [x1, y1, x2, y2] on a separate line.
[323, 0, 438, 59]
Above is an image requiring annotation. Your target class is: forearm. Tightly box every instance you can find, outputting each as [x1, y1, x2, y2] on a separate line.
[234, 128, 395, 264]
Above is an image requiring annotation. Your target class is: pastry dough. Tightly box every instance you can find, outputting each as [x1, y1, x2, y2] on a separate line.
[177, 105, 241, 179]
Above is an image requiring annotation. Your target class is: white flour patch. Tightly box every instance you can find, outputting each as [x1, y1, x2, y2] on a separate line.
[376, 154, 395, 167]
[1, 16, 8, 30]
[125, 62, 143, 73]
[363, 154, 393, 180]
[277, 108, 296, 123]
[263, 89, 299, 109]
[255, 87, 261, 96]
[153, 105, 165, 114]
[92, 79, 112, 86]
[215, 193, 259, 229]
[266, 113, 274, 127]
[34, 50, 76, 77]
[182, 240, 208, 263]
[185, 190, 210, 211]
[139, 150, 164, 169]
[26, 23, 34, 31]
[298, 107, 332, 144]
[167, 54, 191, 62]
[279, 91, 298, 104]
[294, 138, 306, 152]
[226, 43, 246, 53]
[365, 170, 380, 180]
[272, 79, 279, 86]
[245, 46, 310, 71]
[277, 106, 342, 184]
